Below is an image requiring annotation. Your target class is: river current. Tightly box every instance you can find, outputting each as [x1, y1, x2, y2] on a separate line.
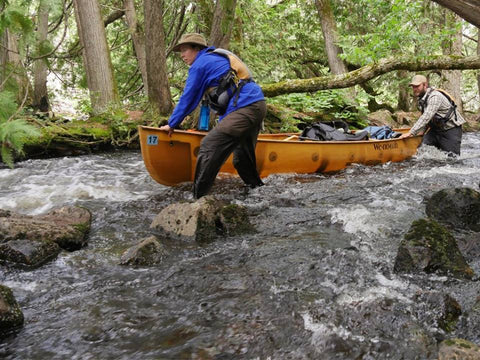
[1, 133, 480, 359]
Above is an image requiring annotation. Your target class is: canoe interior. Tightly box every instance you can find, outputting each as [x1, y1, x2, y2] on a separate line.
[138, 126, 422, 186]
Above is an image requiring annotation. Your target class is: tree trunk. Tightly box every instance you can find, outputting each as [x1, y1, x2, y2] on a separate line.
[441, 12, 463, 112]
[477, 29, 480, 116]
[314, 0, 348, 75]
[0, 30, 31, 104]
[209, 0, 237, 49]
[144, 0, 173, 115]
[73, 0, 118, 114]
[397, 70, 411, 111]
[261, 55, 480, 97]
[431, 0, 480, 27]
[33, 0, 50, 113]
[124, 0, 148, 96]
[314, 0, 356, 101]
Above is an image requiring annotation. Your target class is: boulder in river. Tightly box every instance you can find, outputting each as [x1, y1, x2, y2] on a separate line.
[438, 338, 480, 360]
[120, 236, 169, 266]
[0, 205, 92, 251]
[0, 284, 24, 339]
[393, 218, 474, 280]
[150, 196, 255, 243]
[0, 239, 60, 268]
[425, 188, 480, 232]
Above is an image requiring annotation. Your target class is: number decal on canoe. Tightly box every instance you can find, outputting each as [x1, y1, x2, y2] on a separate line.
[147, 135, 158, 145]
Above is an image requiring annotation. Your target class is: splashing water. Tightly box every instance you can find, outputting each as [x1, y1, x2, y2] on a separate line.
[1, 134, 480, 359]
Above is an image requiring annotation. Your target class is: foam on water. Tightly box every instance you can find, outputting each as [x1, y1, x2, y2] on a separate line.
[335, 277, 414, 306]
[302, 312, 367, 347]
[0, 153, 161, 214]
[328, 205, 382, 235]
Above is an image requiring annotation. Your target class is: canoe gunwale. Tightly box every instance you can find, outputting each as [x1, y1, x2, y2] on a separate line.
[138, 126, 413, 145]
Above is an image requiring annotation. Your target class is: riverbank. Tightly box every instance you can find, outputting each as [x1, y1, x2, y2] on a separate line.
[10, 108, 480, 165]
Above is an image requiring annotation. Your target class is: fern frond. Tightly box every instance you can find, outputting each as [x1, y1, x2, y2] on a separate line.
[1, 144, 14, 169]
[0, 91, 18, 123]
[0, 119, 41, 161]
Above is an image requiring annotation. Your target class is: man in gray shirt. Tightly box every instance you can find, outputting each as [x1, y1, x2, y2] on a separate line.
[399, 74, 465, 155]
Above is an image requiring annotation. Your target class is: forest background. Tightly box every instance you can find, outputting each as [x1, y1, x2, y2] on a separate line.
[1, 0, 480, 167]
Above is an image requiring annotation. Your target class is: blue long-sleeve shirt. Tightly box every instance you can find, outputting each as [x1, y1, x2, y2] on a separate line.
[168, 46, 265, 129]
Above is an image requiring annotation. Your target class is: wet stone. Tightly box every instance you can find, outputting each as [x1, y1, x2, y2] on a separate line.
[0, 284, 24, 339]
[0, 205, 92, 251]
[411, 291, 462, 334]
[150, 196, 254, 243]
[393, 218, 475, 280]
[438, 338, 480, 360]
[455, 296, 480, 340]
[425, 187, 480, 232]
[0, 239, 60, 268]
[120, 235, 169, 266]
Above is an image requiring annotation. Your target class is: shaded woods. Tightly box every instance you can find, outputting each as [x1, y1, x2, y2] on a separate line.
[1, 0, 480, 164]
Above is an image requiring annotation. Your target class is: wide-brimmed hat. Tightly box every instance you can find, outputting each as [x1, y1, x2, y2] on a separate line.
[172, 33, 207, 52]
[409, 74, 427, 86]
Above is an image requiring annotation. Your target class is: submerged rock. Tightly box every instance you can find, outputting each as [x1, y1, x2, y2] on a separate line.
[0, 205, 91, 251]
[151, 196, 254, 243]
[412, 292, 462, 333]
[0, 285, 24, 339]
[120, 236, 169, 266]
[425, 188, 480, 232]
[0, 239, 60, 268]
[393, 219, 474, 279]
[455, 296, 480, 341]
[438, 338, 480, 360]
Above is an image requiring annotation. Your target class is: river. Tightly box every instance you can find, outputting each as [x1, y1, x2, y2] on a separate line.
[1, 133, 480, 359]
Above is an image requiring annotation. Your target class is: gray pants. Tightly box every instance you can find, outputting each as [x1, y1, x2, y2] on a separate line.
[422, 125, 462, 155]
[193, 100, 266, 198]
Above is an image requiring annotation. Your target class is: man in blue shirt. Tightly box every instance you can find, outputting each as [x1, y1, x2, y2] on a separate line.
[159, 33, 266, 198]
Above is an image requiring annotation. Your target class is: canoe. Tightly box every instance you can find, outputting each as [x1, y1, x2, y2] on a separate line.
[138, 125, 422, 186]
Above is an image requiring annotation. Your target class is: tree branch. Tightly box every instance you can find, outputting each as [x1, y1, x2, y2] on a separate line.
[431, 0, 480, 27]
[261, 55, 480, 97]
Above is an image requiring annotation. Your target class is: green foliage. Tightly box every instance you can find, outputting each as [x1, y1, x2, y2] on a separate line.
[0, 115, 41, 168]
[270, 90, 363, 119]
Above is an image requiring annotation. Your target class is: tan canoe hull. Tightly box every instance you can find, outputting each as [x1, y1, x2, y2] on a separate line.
[138, 126, 422, 186]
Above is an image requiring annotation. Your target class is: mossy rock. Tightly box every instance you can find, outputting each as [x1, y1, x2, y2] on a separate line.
[425, 188, 480, 232]
[151, 197, 256, 244]
[438, 338, 480, 360]
[120, 236, 169, 266]
[0, 239, 61, 268]
[218, 204, 255, 236]
[394, 218, 475, 279]
[0, 284, 24, 339]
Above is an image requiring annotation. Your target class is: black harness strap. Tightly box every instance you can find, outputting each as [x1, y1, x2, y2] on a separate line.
[419, 89, 457, 128]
